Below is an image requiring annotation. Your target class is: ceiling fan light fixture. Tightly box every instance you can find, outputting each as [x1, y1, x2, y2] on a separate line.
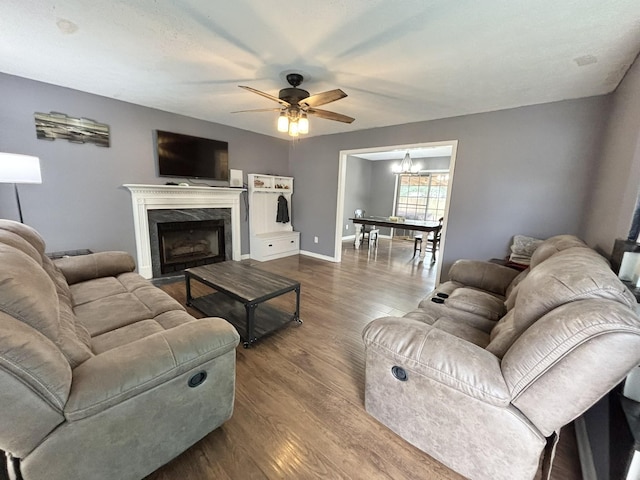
[288, 119, 299, 137]
[298, 114, 309, 134]
[277, 112, 289, 132]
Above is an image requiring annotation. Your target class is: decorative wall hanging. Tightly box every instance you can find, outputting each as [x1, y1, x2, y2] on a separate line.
[34, 111, 110, 147]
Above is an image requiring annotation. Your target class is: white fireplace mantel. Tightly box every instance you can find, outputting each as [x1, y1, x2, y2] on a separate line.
[123, 184, 245, 279]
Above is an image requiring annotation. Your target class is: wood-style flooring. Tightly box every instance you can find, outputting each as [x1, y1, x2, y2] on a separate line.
[147, 238, 582, 480]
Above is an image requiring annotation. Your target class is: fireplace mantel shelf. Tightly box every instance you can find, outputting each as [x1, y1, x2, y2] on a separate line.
[123, 184, 245, 279]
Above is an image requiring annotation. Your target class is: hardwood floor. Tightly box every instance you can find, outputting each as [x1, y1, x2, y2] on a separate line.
[147, 238, 582, 480]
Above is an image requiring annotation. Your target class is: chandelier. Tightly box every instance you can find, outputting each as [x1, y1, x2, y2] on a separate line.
[392, 152, 420, 174]
[277, 107, 309, 137]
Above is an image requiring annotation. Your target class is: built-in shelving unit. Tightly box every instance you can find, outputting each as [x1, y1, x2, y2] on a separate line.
[248, 174, 299, 261]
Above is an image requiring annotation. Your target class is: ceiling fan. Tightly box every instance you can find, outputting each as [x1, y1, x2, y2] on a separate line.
[234, 73, 355, 137]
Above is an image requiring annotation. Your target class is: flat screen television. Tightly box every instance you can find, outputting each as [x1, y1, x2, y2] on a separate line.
[156, 130, 229, 181]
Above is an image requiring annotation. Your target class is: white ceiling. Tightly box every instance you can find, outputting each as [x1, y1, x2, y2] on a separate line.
[2, 1, 640, 139]
[351, 145, 453, 161]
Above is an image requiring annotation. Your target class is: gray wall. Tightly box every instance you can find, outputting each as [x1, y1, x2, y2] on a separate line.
[584, 56, 640, 256]
[342, 155, 372, 237]
[369, 160, 397, 236]
[290, 96, 610, 276]
[0, 73, 289, 259]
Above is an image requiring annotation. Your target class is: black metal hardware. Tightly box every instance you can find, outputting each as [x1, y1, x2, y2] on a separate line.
[436, 292, 449, 298]
[431, 297, 445, 304]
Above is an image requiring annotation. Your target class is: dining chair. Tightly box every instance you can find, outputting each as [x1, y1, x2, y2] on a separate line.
[354, 209, 378, 247]
[413, 217, 443, 262]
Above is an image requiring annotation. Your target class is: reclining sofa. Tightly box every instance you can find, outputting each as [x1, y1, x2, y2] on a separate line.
[0, 220, 240, 480]
[363, 235, 640, 480]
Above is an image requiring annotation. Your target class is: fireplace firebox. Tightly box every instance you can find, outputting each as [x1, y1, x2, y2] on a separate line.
[157, 220, 225, 274]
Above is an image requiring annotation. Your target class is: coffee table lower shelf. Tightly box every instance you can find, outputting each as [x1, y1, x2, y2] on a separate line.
[188, 292, 301, 348]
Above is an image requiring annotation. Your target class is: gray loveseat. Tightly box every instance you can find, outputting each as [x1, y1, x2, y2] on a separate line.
[362, 235, 640, 480]
[0, 220, 240, 480]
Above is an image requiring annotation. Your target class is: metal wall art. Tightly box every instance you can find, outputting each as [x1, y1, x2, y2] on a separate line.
[34, 111, 110, 147]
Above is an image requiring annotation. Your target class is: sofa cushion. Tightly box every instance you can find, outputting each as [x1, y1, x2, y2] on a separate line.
[486, 310, 517, 358]
[431, 318, 490, 347]
[0, 219, 46, 257]
[0, 229, 42, 264]
[92, 319, 166, 354]
[507, 248, 636, 348]
[445, 288, 506, 321]
[75, 292, 155, 336]
[91, 309, 201, 353]
[404, 304, 497, 333]
[0, 244, 59, 343]
[57, 299, 94, 367]
[528, 234, 586, 269]
[70, 277, 127, 306]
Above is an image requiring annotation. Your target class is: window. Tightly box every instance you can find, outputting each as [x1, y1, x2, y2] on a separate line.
[395, 173, 449, 222]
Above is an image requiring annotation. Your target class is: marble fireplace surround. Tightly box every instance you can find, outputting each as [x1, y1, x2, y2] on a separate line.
[124, 184, 245, 279]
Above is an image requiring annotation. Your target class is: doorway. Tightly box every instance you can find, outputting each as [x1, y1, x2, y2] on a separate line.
[334, 140, 458, 283]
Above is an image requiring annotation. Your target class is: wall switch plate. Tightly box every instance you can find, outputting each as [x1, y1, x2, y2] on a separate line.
[314, 236, 319, 243]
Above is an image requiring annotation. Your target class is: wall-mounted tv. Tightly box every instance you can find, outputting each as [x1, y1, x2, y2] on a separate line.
[156, 130, 229, 181]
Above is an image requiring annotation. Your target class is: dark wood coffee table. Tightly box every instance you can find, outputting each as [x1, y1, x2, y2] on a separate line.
[185, 261, 301, 348]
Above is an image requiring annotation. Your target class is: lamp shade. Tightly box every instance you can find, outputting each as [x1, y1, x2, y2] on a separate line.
[0, 153, 42, 184]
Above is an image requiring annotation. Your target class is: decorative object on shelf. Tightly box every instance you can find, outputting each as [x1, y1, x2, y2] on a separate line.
[229, 169, 243, 187]
[0, 152, 42, 223]
[392, 151, 420, 174]
[234, 73, 354, 138]
[34, 111, 110, 147]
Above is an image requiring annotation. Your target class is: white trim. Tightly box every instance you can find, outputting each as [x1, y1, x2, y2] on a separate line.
[123, 184, 245, 279]
[300, 250, 339, 262]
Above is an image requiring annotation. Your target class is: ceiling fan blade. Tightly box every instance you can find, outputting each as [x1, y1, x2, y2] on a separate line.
[307, 107, 355, 124]
[231, 108, 281, 114]
[300, 89, 347, 108]
[238, 86, 290, 106]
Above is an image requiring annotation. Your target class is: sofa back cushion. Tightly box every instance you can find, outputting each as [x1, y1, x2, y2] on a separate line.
[0, 231, 94, 369]
[528, 234, 586, 269]
[0, 244, 60, 343]
[0, 219, 46, 257]
[502, 299, 640, 436]
[487, 247, 636, 356]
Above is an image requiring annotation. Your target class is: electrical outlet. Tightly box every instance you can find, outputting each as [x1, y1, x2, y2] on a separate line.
[314, 236, 319, 243]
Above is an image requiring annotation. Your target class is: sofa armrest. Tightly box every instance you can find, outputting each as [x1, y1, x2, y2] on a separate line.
[65, 317, 239, 421]
[363, 316, 510, 406]
[448, 259, 520, 296]
[54, 251, 136, 285]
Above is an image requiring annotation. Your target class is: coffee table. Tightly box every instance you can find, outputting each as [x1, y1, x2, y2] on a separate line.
[185, 261, 301, 348]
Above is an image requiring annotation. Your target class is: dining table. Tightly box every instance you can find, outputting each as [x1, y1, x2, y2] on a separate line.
[349, 216, 441, 261]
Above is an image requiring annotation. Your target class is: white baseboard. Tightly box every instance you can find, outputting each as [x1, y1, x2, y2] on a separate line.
[300, 250, 338, 262]
[240, 254, 251, 260]
[342, 234, 356, 241]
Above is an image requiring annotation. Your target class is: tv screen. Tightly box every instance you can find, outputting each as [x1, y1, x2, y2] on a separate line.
[156, 130, 229, 181]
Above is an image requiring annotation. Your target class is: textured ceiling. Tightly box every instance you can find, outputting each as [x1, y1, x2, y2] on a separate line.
[2, 0, 640, 139]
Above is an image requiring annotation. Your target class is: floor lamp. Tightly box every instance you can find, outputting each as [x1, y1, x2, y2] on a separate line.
[0, 152, 42, 223]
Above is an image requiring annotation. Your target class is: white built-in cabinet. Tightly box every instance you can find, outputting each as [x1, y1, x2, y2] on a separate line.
[248, 174, 300, 261]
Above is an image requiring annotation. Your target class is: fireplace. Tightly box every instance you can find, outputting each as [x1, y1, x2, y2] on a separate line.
[157, 220, 225, 274]
[148, 208, 232, 278]
[123, 184, 244, 279]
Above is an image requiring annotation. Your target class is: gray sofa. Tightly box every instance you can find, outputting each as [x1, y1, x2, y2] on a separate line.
[0, 220, 240, 480]
[362, 234, 640, 480]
